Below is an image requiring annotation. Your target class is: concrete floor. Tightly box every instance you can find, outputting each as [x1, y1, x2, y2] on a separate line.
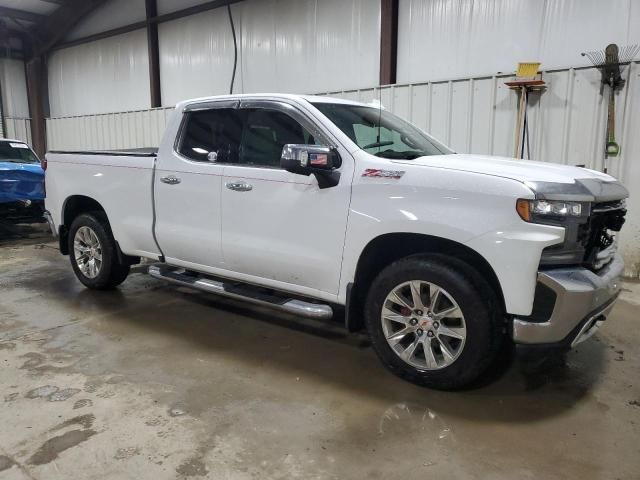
[1, 224, 639, 480]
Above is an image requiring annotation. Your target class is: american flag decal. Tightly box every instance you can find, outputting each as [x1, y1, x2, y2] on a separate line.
[309, 153, 328, 166]
[362, 168, 405, 179]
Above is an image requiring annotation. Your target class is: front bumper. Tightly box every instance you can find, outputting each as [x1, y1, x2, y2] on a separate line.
[512, 253, 624, 347]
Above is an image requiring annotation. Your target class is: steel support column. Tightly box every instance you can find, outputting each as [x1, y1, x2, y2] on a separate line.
[25, 55, 47, 157]
[146, 0, 161, 108]
[379, 0, 399, 86]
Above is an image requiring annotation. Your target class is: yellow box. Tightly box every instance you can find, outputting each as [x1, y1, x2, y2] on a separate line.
[516, 62, 540, 78]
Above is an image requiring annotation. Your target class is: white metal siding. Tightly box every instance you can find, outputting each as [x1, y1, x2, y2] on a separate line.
[3, 118, 32, 145]
[48, 29, 151, 117]
[46, 107, 173, 151]
[158, 0, 380, 105]
[398, 0, 640, 83]
[158, 7, 238, 105]
[64, 0, 147, 41]
[0, 58, 30, 118]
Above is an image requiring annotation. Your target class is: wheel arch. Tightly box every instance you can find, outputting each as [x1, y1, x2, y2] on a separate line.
[345, 232, 506, 332]
[59, 195, 107, 255]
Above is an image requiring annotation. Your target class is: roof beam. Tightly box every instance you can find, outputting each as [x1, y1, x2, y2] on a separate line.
[55, 0, 245, 51]
[25, 0, 106, 58]
[0, 19, 27, 46]
[0, 6, 44, 23]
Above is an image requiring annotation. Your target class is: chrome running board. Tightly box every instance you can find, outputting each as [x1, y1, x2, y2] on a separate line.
[148, 265, 333, 320]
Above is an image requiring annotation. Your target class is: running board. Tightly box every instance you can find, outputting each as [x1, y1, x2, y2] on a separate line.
[148, 265, 333, 320]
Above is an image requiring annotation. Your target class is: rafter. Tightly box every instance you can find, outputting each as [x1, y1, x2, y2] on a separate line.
[0, 6, 44, 23]
[25, 0, 106, 57]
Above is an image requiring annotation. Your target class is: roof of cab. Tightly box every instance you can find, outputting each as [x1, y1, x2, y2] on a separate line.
[176, 93, 371, 110]
[0, 138, 27, 144]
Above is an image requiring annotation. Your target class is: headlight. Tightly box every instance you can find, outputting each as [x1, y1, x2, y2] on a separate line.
[516, 199, 585, 223]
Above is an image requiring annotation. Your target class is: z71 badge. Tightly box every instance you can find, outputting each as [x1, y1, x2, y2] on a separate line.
[362, 168, 405, 179]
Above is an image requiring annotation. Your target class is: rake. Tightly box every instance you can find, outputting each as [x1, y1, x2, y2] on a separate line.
[581, 44, 639, 167]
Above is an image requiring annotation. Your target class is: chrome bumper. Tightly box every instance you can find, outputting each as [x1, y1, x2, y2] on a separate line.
[513, 253, 624, 345]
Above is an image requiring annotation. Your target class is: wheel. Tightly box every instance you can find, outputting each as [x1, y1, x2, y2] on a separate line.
[68, 212, 130, 290]
[365, 254, 504, 390]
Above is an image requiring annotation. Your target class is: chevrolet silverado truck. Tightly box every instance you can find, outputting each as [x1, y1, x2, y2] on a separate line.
[44, 94, 628, 389]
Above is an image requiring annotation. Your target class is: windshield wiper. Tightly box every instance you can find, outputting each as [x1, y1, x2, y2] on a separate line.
[363, 140, 394, 149]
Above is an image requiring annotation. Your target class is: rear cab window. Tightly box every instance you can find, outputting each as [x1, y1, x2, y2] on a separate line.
[0, 141, 40, 164]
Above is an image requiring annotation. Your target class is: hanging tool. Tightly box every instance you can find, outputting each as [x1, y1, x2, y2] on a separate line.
[582, 43, 639, 172]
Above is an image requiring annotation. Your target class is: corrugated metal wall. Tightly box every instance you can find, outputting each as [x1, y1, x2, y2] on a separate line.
[46, 107, 173, 151]
[0, 58, 32, 144]
[0, 59, 30, 118]
[3, 118, 32, 144]
[322, 66, 632, 175]
[160, 0, 379, 105]
[49, 0, 379, 116]
[398, 0, 640, 83]
[48, 29, 151, 117]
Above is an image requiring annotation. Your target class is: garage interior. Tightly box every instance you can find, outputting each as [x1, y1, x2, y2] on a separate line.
[1, 0, 640, 479]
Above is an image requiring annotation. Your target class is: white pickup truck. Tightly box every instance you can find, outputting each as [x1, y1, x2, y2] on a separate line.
[44, 94, 628, 389]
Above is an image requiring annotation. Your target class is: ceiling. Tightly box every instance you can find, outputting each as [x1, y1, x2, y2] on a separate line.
[0, 0, 62, 31]
[0, 0, 106, 57]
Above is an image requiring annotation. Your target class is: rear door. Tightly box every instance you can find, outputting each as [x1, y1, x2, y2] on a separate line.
[154, 101, 241, 269]
[219, 100, 353, 297]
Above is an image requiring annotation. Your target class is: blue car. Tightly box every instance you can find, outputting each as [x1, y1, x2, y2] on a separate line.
[0, 139, 45, 221]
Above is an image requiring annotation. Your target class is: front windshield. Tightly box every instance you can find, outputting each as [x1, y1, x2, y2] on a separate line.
[0, 142, 39, 164]
[312, 102, 453, 159]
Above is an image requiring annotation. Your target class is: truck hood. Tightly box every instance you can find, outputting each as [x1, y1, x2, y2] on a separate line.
[0, 161, 45, 204]
[393, 154, 628, 201]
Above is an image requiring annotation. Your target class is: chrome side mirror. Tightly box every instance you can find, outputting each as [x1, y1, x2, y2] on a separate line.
[280, 144, 341, 189]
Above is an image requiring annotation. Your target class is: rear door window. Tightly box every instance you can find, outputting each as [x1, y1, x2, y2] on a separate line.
[178, 109, 243, 163]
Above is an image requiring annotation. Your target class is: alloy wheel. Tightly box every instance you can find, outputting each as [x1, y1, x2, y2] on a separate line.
[381, 280, 467, 370]
[73, 226, 103, 279]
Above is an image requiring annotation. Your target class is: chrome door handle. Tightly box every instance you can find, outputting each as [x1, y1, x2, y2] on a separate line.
[225, 181, 253, 192]
[160, 175, 181, 185]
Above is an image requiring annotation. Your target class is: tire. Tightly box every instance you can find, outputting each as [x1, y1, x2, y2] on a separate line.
[68, 212, 130, 290]
[365, 254, 504, 390]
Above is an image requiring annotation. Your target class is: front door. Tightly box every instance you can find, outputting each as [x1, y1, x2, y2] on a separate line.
[220, 101, 352, 297]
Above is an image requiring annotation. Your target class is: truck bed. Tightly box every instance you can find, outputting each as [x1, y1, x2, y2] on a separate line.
[45, 149, 161, 259]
